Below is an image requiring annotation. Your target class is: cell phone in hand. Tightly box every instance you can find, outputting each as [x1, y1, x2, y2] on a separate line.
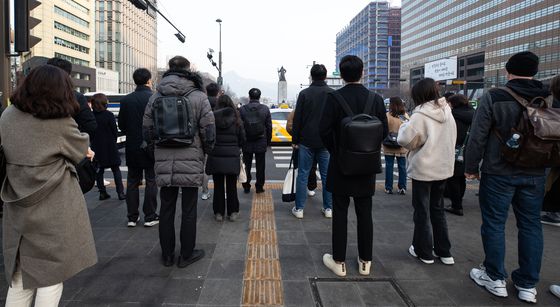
[398, 115, 409, 122]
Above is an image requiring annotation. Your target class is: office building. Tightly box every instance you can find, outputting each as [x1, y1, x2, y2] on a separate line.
[24, 0, 96, 92]
[336, 1, 401, 97]
[96, 0, 158, 93]
[401, 1, 560, 97]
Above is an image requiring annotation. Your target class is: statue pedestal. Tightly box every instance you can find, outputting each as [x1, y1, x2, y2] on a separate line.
[278, 81, 287, 104]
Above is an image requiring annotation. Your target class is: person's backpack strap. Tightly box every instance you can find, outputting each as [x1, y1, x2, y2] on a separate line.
[498, 86, 529, 108]
[331, 92, 354, 117]
[363, 91, 376, 115]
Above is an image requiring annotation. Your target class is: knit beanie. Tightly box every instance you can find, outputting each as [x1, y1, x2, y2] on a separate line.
[505, 51, 539, 77]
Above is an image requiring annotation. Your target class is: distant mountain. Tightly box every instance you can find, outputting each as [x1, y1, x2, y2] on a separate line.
[222, 71, 300, 103]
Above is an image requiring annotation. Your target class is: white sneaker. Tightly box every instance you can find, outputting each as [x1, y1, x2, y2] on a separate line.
[408, 245, 434, 264]
[470, 266, 508, 297]
[201, 192, 211, 200]
[358, 257, 371, 276]
[433, 252, 455, 265]
[323, 253, 346, 277]
[307, 189, 316, 197]
[127, 217, 140, 227]
[321, 208, 332, 218]
[291, 207, 303, 219]
[550, 284, 560, 299]
[515, 285, 537, 304]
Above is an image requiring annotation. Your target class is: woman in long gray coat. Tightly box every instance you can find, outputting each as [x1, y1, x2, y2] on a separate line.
[0, 65, 97, 306]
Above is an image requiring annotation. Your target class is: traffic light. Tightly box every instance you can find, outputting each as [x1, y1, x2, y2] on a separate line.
[129, 0, 148, 10]
[14, 0, 41, 52]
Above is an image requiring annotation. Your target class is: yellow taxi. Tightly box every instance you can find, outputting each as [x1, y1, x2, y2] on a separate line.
[270, 108, 293, 144]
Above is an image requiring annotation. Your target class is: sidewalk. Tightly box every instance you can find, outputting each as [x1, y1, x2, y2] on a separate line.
[0, 182, 559, 306]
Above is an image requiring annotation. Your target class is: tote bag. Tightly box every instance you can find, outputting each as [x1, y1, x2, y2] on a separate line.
[282, 152, 297, 202]
[238, 155, 247, 183]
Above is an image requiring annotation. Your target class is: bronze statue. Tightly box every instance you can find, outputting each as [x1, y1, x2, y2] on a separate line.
[278, 66, 287, 81]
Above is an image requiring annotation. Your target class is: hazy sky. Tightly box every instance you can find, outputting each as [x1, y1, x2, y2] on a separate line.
[156, 0, 401, 93]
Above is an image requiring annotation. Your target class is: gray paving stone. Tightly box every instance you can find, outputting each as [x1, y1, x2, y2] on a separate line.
[162, 279, 205, 305]
[356, 281, 409, 307]
[277, 230, 308, 245]
[197, 279, 243, 305]
[279, 244, 317, 280]
[316, 281, 365, 307]
[282, 280, 315, 306]
[206, 259, 245, 279]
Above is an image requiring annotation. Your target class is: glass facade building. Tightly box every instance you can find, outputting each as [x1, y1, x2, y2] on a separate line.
[401, 0, 560, 95]
[336, 1, 401, 97]
[96, 0, 158, 93]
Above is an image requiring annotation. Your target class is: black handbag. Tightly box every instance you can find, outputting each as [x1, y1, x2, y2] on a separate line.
[383, 132, 401, 148]
[76, 158, 98, 194]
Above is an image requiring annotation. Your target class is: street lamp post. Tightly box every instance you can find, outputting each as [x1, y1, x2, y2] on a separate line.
[216, 18, 223, 86]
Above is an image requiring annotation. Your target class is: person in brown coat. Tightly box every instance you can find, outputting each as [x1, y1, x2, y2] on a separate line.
[0, 65, 97, 305]
[383, 97, 409, 195]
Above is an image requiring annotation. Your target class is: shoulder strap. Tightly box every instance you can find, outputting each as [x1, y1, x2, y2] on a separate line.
[331, 92, 354, 117]
[183, 88, 198, 98]
[364, 91, 375, 115]
[498, 86, 529, 108]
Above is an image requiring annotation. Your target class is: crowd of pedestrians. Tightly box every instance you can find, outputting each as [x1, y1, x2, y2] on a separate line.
[0, 51, 559, 306]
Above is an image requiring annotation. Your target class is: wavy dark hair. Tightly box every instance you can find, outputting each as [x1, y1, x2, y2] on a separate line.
[411, 78, 441, 107]
[216, 95, 242, 126]
[389, 97, 406, 117]
[447, 94, 469, 108]
[91, 93, 108, 112]
[11, 65, 79, 119]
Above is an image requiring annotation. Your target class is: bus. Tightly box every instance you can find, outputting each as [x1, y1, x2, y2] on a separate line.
[84, 92, 128, 146]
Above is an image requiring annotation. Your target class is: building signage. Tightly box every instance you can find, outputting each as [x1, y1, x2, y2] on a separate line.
[424, 58, 457, 81]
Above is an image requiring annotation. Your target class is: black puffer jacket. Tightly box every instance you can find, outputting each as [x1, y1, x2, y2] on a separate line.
[452, 104, 475, 177]
[206, 107, 246, 175]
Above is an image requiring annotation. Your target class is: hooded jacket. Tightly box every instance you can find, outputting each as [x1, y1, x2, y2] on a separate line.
[451, 104, 475, 177]
[206, 107, 246, 175]
[465, 79, 551, 176]
[143, 71, 215, 187]
[398, 98, 457, 181]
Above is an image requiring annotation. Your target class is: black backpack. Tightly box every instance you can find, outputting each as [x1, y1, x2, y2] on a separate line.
[331, 91, 383, 176]
[151, 89, 197, 147]
[244, 105, 265, 141]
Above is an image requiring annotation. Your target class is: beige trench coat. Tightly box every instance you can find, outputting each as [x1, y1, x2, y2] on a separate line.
[0, 106, 97, 289]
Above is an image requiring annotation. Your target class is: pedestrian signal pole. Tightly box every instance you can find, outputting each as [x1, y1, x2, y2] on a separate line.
[1, 0, 10, 107]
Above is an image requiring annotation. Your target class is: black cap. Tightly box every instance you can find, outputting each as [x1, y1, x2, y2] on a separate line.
[505, 51, 539, 77]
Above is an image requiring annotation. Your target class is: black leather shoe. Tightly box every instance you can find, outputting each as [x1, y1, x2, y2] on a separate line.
[99, 191, 110, 200]
[256, 187, 265, 194]
[177, 249, 205, 268]
[162, 254, 175, 267]
[444, 207, 464, 216]
[118, 193, 126, 200]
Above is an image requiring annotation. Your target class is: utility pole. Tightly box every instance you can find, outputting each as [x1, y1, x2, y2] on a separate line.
[216, 18, 223, 86]
[1, 0, 10, 107]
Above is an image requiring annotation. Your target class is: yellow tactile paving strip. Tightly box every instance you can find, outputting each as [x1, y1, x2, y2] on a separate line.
[241, 188, 284, 307]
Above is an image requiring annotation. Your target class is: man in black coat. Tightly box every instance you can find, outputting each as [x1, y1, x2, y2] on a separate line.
[46, 58, 97, 138]
[118, 68, 159, 227]
[319, 55, 388, 277]
[291, 64, 334, 219]
[239, 88, 272, 193]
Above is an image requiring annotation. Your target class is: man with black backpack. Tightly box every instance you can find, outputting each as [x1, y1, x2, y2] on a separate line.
[240, 88, 272, 193]
[465, 51, 555, 304]
[319, 55, 388, 277]
[143, 56, 215, 268]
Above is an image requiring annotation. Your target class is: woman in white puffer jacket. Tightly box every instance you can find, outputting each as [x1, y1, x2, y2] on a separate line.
[397, 78, 457, 266]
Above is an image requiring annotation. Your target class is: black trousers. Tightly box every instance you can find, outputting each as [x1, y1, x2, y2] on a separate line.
[159, 186, 198, 259]
[242, 151, 266, 189]
[412, 179, 451, 259]
[332, 194, 373, 262]
[213, 174, 239, 216]
[96, 165, 124, 194]
[445, 175, 466, 210]
[126, 167, 158, 221]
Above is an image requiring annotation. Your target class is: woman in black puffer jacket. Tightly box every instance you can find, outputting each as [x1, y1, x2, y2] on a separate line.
[206, 95, 246, 221]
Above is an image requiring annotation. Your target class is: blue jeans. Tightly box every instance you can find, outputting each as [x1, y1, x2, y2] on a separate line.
[479, 173, 545, 288]
[385, 155, 407, 191]
[295, 145, 332, 210]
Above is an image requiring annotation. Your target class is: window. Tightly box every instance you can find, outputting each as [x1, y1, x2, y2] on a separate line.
[54, 37, 90, 54]
[271, 112, 290, 121]
[55, 52, 89, 66]
[54, 21, 89, 40]
[54, 6, 89, 27]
